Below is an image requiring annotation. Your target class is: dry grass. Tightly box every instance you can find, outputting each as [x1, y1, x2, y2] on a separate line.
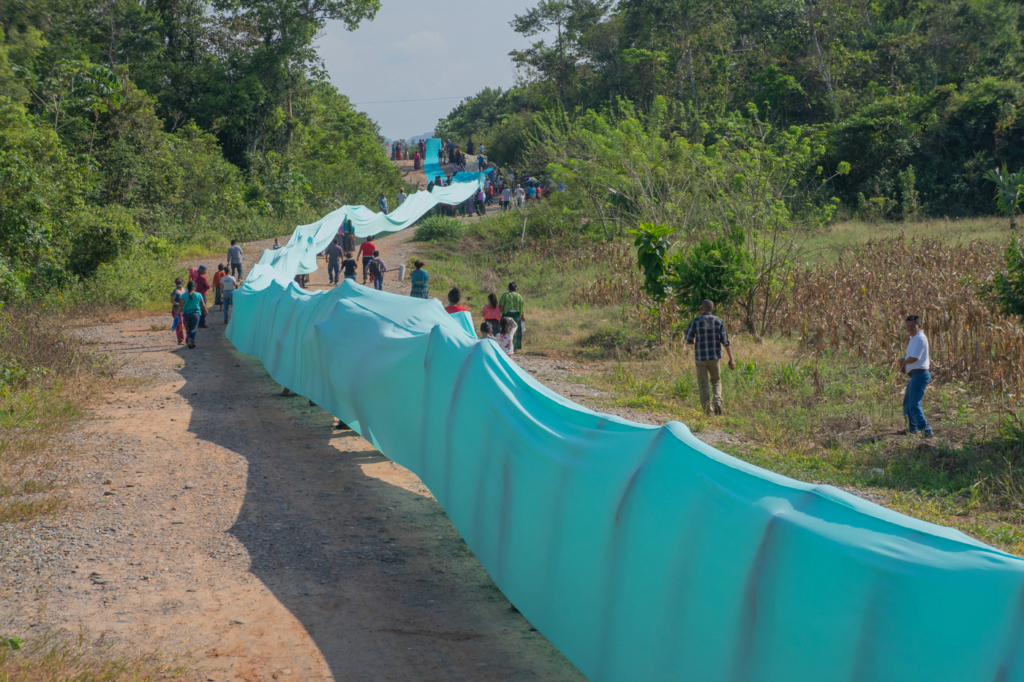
[0, 308, 116, 523]
[805, 216, 1009, 259]
[0, 626, 192, 681]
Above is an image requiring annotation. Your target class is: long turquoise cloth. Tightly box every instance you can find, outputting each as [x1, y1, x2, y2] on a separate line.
[424, 137, 445, 183]
[255, 170, 485, 276]
[227, 261, 1024, 682]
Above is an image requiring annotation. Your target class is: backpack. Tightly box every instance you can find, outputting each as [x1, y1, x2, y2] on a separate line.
[368, 259, 382, 277]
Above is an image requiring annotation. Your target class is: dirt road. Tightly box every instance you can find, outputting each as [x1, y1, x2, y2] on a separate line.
[0, 232, 586, 681]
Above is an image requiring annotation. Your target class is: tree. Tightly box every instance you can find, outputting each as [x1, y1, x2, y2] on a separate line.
[988, 238, 1024, 319]
[510, 0, 610, 109]
[984, 163, 1024, 231]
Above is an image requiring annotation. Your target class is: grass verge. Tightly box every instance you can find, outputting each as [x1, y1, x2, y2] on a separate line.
[0, 307, 115, 523]
[0, 626, 191, 680]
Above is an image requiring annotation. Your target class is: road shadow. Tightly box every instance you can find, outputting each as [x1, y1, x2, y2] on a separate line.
[174, 324, 586, 681]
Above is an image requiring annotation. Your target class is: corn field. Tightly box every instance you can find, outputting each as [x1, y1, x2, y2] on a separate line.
[569, 235, 1024, 394]
[779, 236, 1024, 394]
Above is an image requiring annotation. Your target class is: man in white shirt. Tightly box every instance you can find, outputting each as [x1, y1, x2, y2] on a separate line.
[220, 273, 236, 324]
[397, 190, 407, 207]
[515, 185, 525, 207]
[501, 187, 511, 210]
[898, 315, 933, 437]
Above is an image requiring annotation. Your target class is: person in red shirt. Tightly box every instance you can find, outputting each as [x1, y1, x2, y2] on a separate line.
[192, 265, 211, 327]
[444, 287, 471, 314]
[359, 237, 376, 283]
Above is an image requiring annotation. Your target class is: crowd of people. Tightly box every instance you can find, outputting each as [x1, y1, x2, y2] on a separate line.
[173, 244, 244, 348]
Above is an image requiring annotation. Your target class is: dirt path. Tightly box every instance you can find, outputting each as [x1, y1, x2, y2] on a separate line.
[0, 236, 587, 681]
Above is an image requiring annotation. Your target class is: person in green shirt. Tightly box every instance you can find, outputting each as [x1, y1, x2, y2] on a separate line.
[498, 281, 526, 351]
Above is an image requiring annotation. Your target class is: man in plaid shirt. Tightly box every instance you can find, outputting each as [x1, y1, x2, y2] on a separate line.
[684, 300, 736, 415]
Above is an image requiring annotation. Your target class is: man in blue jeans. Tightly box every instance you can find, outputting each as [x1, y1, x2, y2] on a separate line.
[898, 314, 933, 438]
[325, 238, 343, 284]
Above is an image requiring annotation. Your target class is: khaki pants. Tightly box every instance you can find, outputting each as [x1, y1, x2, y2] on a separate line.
[695, 359, 722, 413]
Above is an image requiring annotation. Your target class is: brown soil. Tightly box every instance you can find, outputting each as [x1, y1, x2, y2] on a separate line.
[0, 230, 586, 681]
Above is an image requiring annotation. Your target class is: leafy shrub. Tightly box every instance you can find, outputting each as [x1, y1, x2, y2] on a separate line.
[0, 256, 25, 303]
[673, 228, 754, 314]
[987, 236, 1024, 320]
[414, 215, 463, 243]
[67, 205, 140, 276]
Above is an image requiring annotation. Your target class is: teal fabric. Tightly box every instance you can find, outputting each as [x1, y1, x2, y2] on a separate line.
[256, 169, 486, 277]
[425, 137, 444, 183]
[449, 309, 476, 337]
[227, 244, 1024, 681]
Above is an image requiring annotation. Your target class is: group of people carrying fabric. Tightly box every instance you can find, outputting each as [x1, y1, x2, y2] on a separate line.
[324, 234, 387, 290]
[443, 283, 526, 358]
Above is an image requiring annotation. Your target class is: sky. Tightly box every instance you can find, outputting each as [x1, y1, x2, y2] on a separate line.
[316, 0, 536, 141]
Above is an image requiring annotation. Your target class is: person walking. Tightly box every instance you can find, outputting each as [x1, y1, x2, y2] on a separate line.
[341, 252, 359, 282]
[367, 250, 387, 291]
[899, 314, 933, 438]
[378, 193, 388, 215]
[171, 277, 186, 345]
[221, 270, 236, 324]
[444, 287, 470, 314]
[684, 300, 736, 415]
[501, 185, 511, 211]
[180, 280, 208, 349]
[342, 218, 356, 253]
[494, 317, 518, 358]
[326, 238, 343, 285]
[476, 188, 486, 216]
[192, 265, 211, 328]
[414, 150, 421, 170]
[397, 189, 407, 207]
[213, 264, 225, 309]
[359, 236, 377, 284]
[227, 240, 244, 279]
[515, 184, 526, 207]
[498, 282, 526, 351]
[410, 260, 429, 299]
[482, 293, 502, 336]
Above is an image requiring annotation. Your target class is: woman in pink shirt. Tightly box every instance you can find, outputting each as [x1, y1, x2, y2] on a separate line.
[481, 293, 502, 336]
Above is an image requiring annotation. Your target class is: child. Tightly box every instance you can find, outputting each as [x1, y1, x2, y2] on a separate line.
[341, 252, 358, 282]
[495, 316, 518, 358]
[213, 264, 226, 309]
[479, 321, 493, 339]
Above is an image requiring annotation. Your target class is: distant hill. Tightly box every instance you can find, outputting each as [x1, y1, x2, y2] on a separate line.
[385, 130, 435, 144]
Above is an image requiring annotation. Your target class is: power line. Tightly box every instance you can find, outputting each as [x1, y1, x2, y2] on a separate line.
[353, 96, 467, 105]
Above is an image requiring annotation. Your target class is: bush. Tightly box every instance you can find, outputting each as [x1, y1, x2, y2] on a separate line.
[67, 205, 141, 277]
[673, 228, 755, 314]
[414, 215, 463, 243]
[0, 256, 25, 303]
